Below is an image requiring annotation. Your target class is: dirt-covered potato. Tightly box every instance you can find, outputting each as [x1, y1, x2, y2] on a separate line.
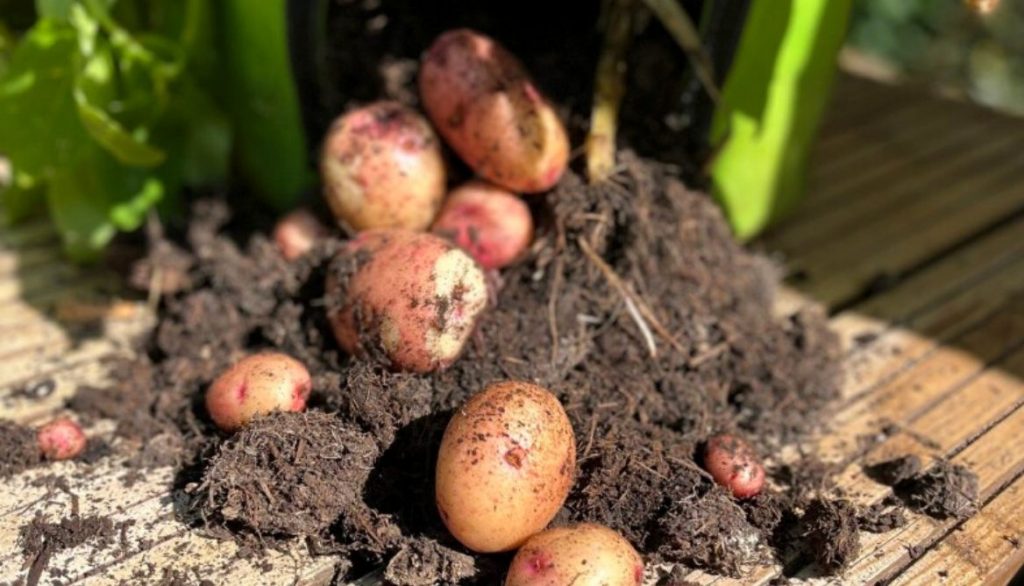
[326, 230, 488, 373]
[704, 434, 765, 499]
[505, 523, 644, 586]
[431, 180, 533, 269]
[321, 101, 446, 231]
[205, 353, 312, 432]
[435, 381, 576, 552]
[419, 29, 569, 194]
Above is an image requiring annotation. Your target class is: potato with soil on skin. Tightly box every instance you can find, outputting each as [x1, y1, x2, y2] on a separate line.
[431, 180, 534, 269]
[37, 418, 86, 461]
[506, 523, 644, 586]
[419, 29, 569, 193]
[704, 434, 765, 499]
[205, 352, 312, 432]
[435, 381, 576, 552]
[321, 101, 446, 231]
[326, 230, 489, 373]
[273, 208, 328, 260]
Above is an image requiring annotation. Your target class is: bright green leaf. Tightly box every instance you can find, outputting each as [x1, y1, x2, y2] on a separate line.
[36, 0, 75, 22]
[46, 145, 164, 261]
[0, 20, 90, 176]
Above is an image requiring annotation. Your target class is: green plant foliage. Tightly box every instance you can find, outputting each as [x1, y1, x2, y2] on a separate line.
[0, 0, 232, 260]
[710, 0, 852, 239]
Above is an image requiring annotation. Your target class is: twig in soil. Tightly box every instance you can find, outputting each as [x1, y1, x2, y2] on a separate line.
[577, 237, 683, 355]
[623, 296, 657, 358]
[586, 0, 635, 184]
[640, 0, 720, 101]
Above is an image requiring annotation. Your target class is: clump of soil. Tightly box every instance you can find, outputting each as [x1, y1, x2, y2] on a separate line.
[190, 411, 381, 538]
[858, 498, 908, 533]
[0, 420, 40, 478]
[383, 537, 477, 586]
[868, 456, 979, 520]
[801, 499, 861, 572]
[19, 514, 119, 585]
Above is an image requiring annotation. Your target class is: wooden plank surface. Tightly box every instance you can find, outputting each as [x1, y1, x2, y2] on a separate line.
[1, 75, 1024, 585]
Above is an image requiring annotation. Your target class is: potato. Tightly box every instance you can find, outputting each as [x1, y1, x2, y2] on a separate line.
[205, 353, 312, 432]
[326, 230, 488, 373]
[37, 418, 87, 461]
[704, 434, 765, 499]
[273, 208, 328, 260]
[435, 381, 576, 552]
[321, 101, 446, 231]
[419, 29, 569, 193]
[505, 523, 644, 586]
[431, 180, 533, 269]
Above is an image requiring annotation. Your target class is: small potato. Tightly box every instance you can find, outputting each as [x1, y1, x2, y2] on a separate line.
[273, 208, 328, 260]
[321, 101, 446, 231]
[37, 418, 86, 461]
[420, 29, 569, 193]
[435, 381, 576, 552]
[205, 353, 312, 432]
[506, 523, 644, 586]
[327, 230, 488, 373]
[704, 434, 765, 499]
[431, 180, 533, 269]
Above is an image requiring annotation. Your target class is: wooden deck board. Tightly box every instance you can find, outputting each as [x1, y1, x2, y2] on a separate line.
[1, 74, 1023, 584]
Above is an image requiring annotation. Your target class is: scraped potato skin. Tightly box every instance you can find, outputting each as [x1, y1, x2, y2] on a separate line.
[326, 230, 488, 373]
[505, 523, 644, 586]
[205, 353, 312, 432]
[435, 381, 576, 552]
[321, 101, 446, 231]
[419, 29, 569, 193]
[431, 180, 533, 269]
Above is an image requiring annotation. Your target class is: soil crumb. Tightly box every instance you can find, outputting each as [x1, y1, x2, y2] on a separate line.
[19, 514, 118, 586]
[867, 456, 979, 520]
[383, 537, 477, 586]
[865, 454, 922, 486]
[0, 420, 40, 478]
[191, 411, 381, 539]
[802, 499, 861, 573]
[858, 498, 908, 533]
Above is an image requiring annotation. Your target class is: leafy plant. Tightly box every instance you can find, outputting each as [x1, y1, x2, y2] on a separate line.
[0, 0, 311, 260]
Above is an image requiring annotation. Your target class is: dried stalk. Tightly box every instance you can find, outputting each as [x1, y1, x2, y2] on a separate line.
[640, 0, 720, 101]
[586, 0, 635, 184]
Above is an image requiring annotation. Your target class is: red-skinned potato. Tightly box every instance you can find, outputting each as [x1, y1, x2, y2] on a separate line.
[274, 208, 328, 260]
[419, 29, 569, 193]
[321, 101, 445, 231]
[205, 353, 312, 432]
[37, 418, 86, 461]
[327, 230, 488, 373]
[435, 381, 576, 552]
[506, 523, 644, 586]
[704, 434, 766, 499]
[431, 180, 533, 269]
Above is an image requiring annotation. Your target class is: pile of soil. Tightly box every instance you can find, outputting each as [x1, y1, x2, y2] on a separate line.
[70, 154, 848, 583]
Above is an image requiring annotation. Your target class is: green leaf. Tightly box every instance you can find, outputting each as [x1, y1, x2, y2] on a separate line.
[217, 0, 312, 209]
[710, 0, 852, 239]
[46, 145, 163, 261]
[36, 0, 75, 22]
[0, 19, 91, 177]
